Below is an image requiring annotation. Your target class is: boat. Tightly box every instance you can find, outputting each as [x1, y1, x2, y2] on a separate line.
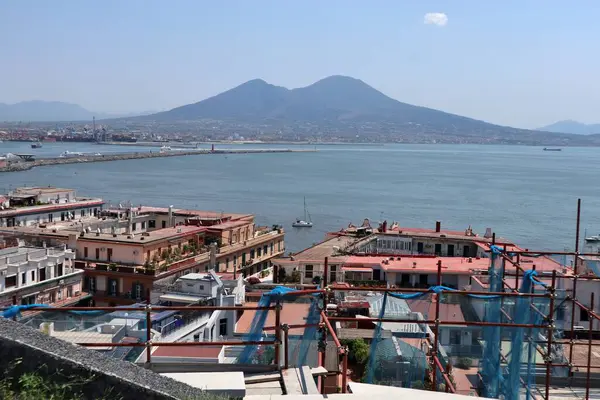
[543, 148, 562, 151]
[59, 151, 84, 158]
[160, 145, 172, 153]
[31, 142, 42, 149]
[292, 197, 313, 228]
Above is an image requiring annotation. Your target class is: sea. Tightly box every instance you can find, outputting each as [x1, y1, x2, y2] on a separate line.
[1, 141, 599, 253]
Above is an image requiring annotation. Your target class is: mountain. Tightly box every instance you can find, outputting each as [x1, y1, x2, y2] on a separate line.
[0, 101, 154, 122]
[138, 75, 565, 143]
[538, 120, 600, 135]
[0, 101, 98, 122]
[144, 75, 487, 127]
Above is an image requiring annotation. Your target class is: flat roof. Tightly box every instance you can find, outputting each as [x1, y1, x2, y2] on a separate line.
[159, 293, 208, 304]
[277, 235, 357, 263]
[152, 345, 223, 358]
[138, 206, 251, 221]
[78, 225, 205, 244]
[344, 255, 489, 274]
[236, 302, 311, 336]
[0, 198, 104, 218]
[12, 186, 75, 195]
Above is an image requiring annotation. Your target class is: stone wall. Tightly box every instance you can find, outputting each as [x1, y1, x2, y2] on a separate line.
[0, 318, 212, 399]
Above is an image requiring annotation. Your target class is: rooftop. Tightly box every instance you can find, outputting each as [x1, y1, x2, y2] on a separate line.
[78, 225, 205, 244]
[275, 235, 357, 264]
[152, 345, 223, 359]
[236, 302, 311, 336]
[138, 206, 251, 221]
[344, 255, 489, 274]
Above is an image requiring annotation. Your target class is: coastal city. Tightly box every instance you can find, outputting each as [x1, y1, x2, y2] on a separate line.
[3, 2, 600, 400]
[1, 186, 599, 399]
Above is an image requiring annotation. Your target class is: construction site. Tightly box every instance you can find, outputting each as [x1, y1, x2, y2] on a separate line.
[2, 199, 600, 400]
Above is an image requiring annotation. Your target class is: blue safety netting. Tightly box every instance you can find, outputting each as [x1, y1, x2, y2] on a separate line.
[237, 286, 321, 365]
[1, 304, 106, 319]
[364, 244, 566, 396]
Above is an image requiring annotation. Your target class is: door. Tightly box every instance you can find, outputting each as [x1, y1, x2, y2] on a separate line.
[373, 269, 381, 281]
[448, 244, 455, 257]
[417, 242, 424, 253]
[419, 274, 428, 287]
[435, 243, 442, 256]
[107, 248, 113, 262]
[463, 245, 470, 257]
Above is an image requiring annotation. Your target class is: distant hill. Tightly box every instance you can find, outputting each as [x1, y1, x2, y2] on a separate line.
[0, 101, 98, 122]
[137, 75, 580, 143]
[0, 101, 155, 122]
[538, 120, 600, 135]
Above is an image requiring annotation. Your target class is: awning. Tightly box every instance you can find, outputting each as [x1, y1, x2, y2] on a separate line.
[342, 266, 373, 272]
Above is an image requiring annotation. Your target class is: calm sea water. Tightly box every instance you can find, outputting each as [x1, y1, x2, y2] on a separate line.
[1, 141, 599, 253]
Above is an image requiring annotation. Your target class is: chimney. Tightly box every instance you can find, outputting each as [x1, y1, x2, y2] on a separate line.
[435, 221, 441, 233]
[382, 220, 388, 233]
[209, 242, 217, 269]
[168, 205, 174, 228]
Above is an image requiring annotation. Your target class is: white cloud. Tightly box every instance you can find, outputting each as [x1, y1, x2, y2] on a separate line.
[424, 12, 448, 27]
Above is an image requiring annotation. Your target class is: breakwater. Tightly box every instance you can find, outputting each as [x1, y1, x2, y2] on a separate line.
[0, 148, 313, 173]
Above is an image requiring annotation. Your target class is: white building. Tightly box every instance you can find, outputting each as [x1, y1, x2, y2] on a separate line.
[0, 187, 104, 228]
[0, 241, 86, 308]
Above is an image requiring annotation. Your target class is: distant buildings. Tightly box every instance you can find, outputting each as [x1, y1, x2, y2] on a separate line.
[0, 187, 104, 228]
[1, 187, 284, 306]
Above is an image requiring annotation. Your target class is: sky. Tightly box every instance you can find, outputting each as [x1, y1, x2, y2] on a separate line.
[1, 1, 600, 129]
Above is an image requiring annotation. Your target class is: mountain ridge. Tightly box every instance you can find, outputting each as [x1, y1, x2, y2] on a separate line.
[141, 75, 507, 131]
[538, 120, 600, 135]
[0, 100, 156, 122]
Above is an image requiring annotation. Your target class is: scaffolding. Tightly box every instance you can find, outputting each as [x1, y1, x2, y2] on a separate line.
[3, 199, 600, 398]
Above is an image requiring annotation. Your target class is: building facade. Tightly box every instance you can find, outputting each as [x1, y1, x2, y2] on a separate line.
[0, 242, 87, 309]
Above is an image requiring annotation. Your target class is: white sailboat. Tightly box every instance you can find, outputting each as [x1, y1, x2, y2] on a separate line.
[292, 197, 313, 228]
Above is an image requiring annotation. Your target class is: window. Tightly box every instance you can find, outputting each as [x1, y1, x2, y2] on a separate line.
[305, 265, 314, 279]
[132, 223, 137, 231]
[56, 263, 64, 277]
[278, 241, 281, 252]
[80, 210, 85, 217]
[84, 247, 88, 258]
[108, 279, 118, 296]
[31, 270, 35, 282]
[21, 272, 26, 285]
[39, 268, 46, 282]
[580, 308, 590, 322]
[257, 247, 262, 257]
[96, 248, 100, 260]
[219, 318, 227, 337]
[270, 242, 274, 254]
[419, 274, 428, 286]
[48, 213, 53, 222]
[67, 285, 73, 298]
[107, 248, 112, 262]
[5, 275, 16, 288]
[149, 220, 156, 229]
[141, 221, 146, 229]
[226, 258, 230, 269]
[263, 245, 268, 256]
[162, 221, 166, 229]
[199, 285, 205, 291]
[21, 294, 36, 306]
[434, 243, 442, 256]
[61, 212, 65, 221]
[250, 249, 255, 259]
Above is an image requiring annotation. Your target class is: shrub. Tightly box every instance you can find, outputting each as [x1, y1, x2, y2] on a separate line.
[455, 357, 473, 370]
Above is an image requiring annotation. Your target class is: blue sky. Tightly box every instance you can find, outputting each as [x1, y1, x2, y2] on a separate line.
[1, 1, 599, 128]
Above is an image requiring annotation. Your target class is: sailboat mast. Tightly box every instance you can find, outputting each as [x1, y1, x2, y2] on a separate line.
[303, 197, 307, 220]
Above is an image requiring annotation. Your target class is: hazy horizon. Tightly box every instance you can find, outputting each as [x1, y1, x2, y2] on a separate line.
[2, 1, 600, 129]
